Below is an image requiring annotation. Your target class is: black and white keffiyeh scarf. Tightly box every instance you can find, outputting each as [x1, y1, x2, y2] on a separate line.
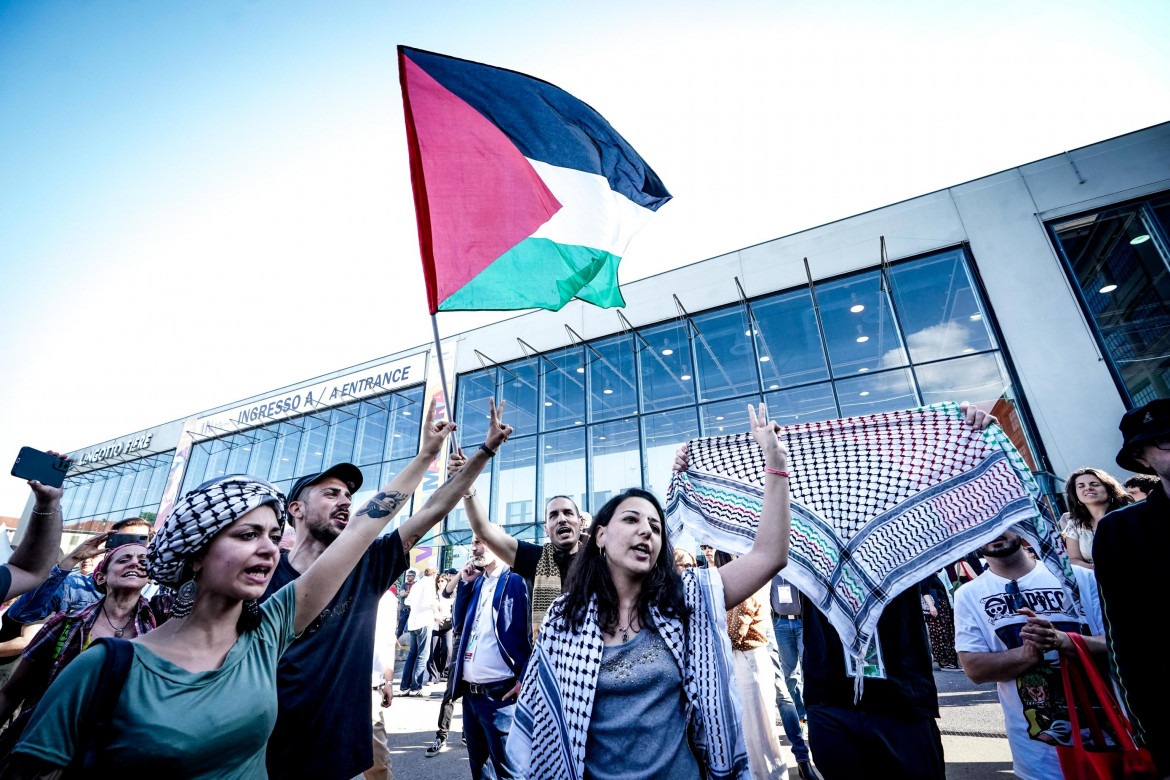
[666, 402, 1077, 681]
[506, 566, 751, 780]
[147, 475, 287, 586]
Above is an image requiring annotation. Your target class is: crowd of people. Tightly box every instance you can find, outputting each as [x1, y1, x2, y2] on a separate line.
[0, 395, 1165, 780]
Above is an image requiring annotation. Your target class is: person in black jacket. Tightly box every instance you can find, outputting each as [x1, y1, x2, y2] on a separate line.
[1096, 398, 1170, 777]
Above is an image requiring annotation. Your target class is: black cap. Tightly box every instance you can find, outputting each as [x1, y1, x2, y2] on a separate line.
[287, 463, 364, 526]
[1116, 399, 1170, 474]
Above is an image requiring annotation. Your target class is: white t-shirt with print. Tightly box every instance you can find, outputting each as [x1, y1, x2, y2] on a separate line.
[954, 563, 1103, 780]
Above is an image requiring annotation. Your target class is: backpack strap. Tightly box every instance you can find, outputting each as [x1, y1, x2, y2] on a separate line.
[72, 637, 135, 772]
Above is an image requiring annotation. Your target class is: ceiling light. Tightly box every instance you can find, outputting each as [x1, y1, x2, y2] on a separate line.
[759, 356, 770, 362]
[544, 401, 553, 407]
[546, 445, 552, 449]
[394, 434, 402, 438]
[576, 367, 585, 374]
[962, 348, 975, 353]
[856, 336, 869, 343]
[768, 384, 779, 390]
[850, 304, 865, 313]
[680, 374, 691, 381]
[1098, 284, 1117, 294]
[314, 451, 322, 455]
[599, 436, 606, 441]
[574, 421, 583, 425]
[661, 348, 674, 356]
[969, 314, 982, 321]
[281, 458, 289, 462]
[744, 329, 758, 336]
[603, 389, 613, 395]
[1130, 234, 1150, 245]
[715, 416, 724, 421]
[717, 426, 724, 431]
[858, 367, 869, 373]
[242, 447, 251, 452]
[859, 391, 870, 397]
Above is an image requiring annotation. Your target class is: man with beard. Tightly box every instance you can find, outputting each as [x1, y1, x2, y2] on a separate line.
[953, 531, 1104, 780]
[262, 398, 513, 780]
[448, 449, 583, 637]
[1096, 398, 1170, 776]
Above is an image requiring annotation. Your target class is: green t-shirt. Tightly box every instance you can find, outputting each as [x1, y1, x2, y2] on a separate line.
[15, 583, 299, 778]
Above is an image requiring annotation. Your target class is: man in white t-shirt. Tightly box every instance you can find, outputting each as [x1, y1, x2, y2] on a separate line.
[954, 531, 1106, 780]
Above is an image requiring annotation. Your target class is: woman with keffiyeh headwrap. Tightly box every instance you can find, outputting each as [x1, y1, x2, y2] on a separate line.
[507, 405, 792, 780]
[0, 543, 155, 757]
[4, 408, 456, 779]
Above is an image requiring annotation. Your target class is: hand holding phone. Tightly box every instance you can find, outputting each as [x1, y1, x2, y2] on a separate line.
[12, 447, 72, 489]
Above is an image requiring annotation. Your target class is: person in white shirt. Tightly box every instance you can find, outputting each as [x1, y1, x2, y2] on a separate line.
[364, 590, 398, 780]
[954, 531, 1107, 780]
[401, 567, 438, 696]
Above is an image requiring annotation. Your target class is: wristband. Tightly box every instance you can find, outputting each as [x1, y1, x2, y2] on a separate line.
[480, 443, 497, 457]
[463, 488, 478, 499]
[764, 467, 790, 478]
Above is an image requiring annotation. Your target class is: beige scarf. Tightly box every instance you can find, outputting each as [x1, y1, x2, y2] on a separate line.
[531, 543, 564, 641]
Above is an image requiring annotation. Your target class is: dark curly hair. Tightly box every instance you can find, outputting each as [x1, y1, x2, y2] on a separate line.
[561, 488, 690, 635]
[1064, 467, 1132, 531]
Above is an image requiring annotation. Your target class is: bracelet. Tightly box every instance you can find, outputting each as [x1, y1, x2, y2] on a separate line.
[30, 507, 58, 516]
[764, 467, 790, 478]
[480, 443, 497, 458]
[463, 488, 478, 499]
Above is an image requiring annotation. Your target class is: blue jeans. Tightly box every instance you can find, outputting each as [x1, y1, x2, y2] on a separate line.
[463, 691, 518, 780]
[769, 616, 808, 762]
[772, 615, 806, 719]
[400, 626, 431, 692]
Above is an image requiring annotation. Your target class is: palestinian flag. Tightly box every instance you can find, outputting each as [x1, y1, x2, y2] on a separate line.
[398, 47, 671, 313]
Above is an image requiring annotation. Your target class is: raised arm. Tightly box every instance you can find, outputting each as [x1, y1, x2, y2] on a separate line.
[716, 405, 792, 609]
[396, 397, 513, 554]
[290, 398, 453, 634]
[447, 444, 518, 566]
[6, 455, 71, 599]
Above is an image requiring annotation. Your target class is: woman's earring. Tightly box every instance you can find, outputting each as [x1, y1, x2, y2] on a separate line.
[171, 577, 199, 619]
[599, 546, 606, 558]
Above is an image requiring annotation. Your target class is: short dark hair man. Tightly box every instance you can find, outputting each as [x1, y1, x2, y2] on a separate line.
[954, 531, 1106, 779]
[450, 445, 583, 637]
[262, 399, 513, 780]
[1095, 399, 1170, 776]
[1123, 473, 1158, 501]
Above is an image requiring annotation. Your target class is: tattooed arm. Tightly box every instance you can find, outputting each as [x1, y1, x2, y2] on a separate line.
[292, 398, 455, 633]
[396, 398, 513, 554]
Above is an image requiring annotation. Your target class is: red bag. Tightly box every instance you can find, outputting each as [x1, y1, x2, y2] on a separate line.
[1055, 633, 1158, 779]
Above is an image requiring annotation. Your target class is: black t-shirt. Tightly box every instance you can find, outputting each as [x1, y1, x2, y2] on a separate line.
[261, 531, 408, 780]
[512, 540, 577, 633]
[0, 565, 10, 605]
[801, 587, 939, 718]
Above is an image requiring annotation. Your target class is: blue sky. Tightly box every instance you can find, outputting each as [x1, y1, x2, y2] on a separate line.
[1, 0, 1168, 515]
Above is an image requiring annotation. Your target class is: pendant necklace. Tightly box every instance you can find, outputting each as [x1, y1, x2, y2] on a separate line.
[615, 609, 638, 643]
[102, 603, 135, 638]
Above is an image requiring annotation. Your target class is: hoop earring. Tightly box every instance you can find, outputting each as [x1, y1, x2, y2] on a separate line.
[171, 577, 199, 619]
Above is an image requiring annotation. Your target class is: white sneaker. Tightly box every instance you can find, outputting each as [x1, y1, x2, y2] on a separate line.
[425, 738, 446, 758]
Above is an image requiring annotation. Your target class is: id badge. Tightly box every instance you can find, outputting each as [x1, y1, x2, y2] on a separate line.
[778, 586, 793, 603]
[463, 632, 477, 664]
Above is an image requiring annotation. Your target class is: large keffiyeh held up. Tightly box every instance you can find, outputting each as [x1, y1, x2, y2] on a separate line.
[147, 475, 287, 585]
[667, 402, 1075, 677]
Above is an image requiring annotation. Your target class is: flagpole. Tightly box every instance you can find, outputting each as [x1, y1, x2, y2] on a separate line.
[429, 313, 459, 453]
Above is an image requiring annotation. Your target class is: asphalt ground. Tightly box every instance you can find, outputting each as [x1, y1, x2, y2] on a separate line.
[382, 667, 1017, 779]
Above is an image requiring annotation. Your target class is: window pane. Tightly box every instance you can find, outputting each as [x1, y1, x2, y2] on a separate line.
[1051, 200, 1170, 403]
[127, 463, 154, 512]
[225, 436, 251, 476]
[542, 347, 585, 431]
[915, 353, 1011, 406]
[82, 474, 108, 517]
[325, 404, 359, 465]
[445, 467, 491, 533]
[541, 427, 586, 515]
[590, 335, 638, 421]
[643, 408, 699, 503]
[270, 423, 301, 482]
[183, 443, 210, 494]
[66, 481, 91, 522]
[109, 469, 136, 514]
[495, 436, 536, 535]
[753, 289, 829, 388]
[501, 359, 539, 438]
[455, 370, 496, 447]
[887, 250, 995, 362]
[95, 471, 120, 516]
[356, 401, 388, 466]
[60, 479, 83, 521]
[764, 382, 839, 425]
[205, 438, 230, 481]
[692, 306, 760, 401]
[834, 369, 918, 417]
[591, 418, 640, 508]
[353, 463, 384, 512]
[387, 389, 423, 460]
[145, 458, 170, 507]
[700, 396, 760, 436]
[377, 457, 417, 519]
[247, 428, 278, 481]
[816, 271, 908, 375]
[639, 322, 696, 412]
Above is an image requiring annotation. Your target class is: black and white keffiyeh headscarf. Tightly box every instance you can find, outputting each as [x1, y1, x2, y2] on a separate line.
[147, 475, 287, 586]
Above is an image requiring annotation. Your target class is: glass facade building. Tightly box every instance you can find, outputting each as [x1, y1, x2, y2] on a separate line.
[59, 451, 174, 532]
[1049, 191, 1170, 406]
[450, 247, 1033, 546]
[180, 384, 427, 514]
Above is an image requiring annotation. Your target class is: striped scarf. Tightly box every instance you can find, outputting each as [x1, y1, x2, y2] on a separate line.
[530, 543, 563, 641]
[666, 402, 1077, 680]
[506, 566, 751, 780]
